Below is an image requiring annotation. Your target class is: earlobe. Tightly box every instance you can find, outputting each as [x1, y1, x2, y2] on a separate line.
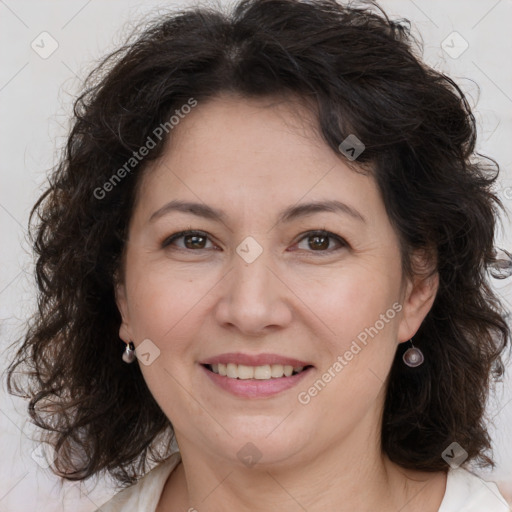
[114, 280, 133, 344]
[397, 254, 439, 343]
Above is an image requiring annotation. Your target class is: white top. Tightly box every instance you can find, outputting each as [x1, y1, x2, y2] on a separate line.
[95, 452, 511, 511]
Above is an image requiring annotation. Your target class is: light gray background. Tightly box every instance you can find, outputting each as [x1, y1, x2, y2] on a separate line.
[1, 1, 511, 510]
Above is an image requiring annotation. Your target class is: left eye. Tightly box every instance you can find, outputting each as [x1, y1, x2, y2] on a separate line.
[294, 230, 347, 253]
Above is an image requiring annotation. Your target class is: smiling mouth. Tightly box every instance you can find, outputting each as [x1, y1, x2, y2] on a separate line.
[202, 363, 312, 380]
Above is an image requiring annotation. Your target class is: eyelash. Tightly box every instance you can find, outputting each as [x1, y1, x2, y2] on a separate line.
[161, 228, 348, 255]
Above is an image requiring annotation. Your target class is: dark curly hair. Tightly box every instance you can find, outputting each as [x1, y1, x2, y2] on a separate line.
[6, 0, 510, 488]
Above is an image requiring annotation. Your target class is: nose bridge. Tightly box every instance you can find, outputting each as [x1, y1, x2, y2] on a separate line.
[232, 236, 276, 311]
[234, 244, 271, 297]
[215, 235, 291, 333]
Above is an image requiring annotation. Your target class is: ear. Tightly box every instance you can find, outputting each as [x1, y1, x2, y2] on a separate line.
[397, 249, 439, 343]
[114, 272, 135, 344]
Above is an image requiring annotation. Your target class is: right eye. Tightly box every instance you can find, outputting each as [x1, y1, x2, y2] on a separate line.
[161, 230, 218, 251]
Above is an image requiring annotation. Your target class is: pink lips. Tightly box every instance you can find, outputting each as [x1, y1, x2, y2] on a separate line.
[199, 352, 314, 399]
[200, 352, 311, 368]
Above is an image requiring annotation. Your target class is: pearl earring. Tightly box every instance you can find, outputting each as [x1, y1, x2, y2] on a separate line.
[402, 339, 424, 367]
[122, 341, 136, 363]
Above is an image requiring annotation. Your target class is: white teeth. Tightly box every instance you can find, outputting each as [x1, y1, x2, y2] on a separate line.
[238, 364, 254, 379]
[226, 363, 238, 378]
[271, 364, 284, 378]
[254, 365, 271, 380]
[209, 363, 307, 379]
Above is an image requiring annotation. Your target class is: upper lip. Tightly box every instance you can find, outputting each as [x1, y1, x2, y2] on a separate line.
[200, 352, 313, 367]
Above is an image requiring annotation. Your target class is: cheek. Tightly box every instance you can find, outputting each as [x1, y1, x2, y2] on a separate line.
[297, 273, 400, 431]
[125, 260, 215, 341]
[290, 263, 400, 348]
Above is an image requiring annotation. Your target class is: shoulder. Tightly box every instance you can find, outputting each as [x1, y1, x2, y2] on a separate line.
[94, 452, 182, 512]
[439, 467, 511, 512]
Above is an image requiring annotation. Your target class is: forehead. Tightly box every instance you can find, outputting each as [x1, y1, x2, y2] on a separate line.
[132, 94, 382, 227]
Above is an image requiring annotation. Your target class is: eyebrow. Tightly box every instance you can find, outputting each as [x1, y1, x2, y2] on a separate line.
[148, 199, 366, 224]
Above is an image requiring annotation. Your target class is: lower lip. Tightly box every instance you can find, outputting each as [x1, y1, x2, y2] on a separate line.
[201, 364, 313, 398]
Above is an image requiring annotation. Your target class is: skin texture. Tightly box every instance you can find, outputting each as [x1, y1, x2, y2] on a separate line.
[115, 94, 445, 511]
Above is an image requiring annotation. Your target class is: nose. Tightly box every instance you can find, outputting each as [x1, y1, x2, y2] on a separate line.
[214, 246, 293, 336]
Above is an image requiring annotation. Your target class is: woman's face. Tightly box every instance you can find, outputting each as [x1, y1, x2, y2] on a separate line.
[115, 94, 437, 468]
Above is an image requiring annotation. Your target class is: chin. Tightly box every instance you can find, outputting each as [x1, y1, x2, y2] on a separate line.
[209, 424, 311, 468]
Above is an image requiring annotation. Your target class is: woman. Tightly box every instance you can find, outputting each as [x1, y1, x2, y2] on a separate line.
[7, 0, 511, 510]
